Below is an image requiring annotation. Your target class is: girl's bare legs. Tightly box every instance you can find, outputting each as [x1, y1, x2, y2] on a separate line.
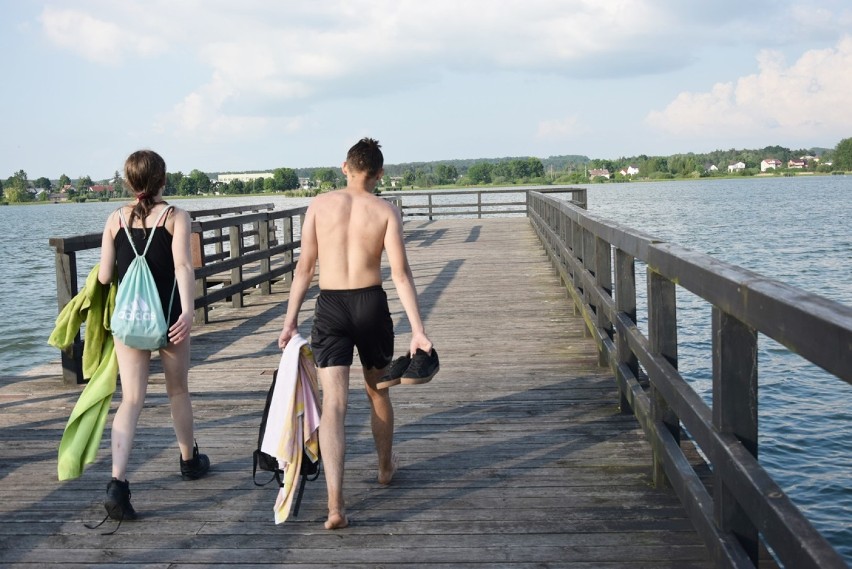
[111, 341, 151, 480]
[318, 365, 350, 529]
[159, 336, 195, 460]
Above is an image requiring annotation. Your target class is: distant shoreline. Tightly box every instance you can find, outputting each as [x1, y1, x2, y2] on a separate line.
[3, 171, 845, 206]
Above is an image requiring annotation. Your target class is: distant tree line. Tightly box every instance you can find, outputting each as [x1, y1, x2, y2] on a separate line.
[4, 139, 852, 203]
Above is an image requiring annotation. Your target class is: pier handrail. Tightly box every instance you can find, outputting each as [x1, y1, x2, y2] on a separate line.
[381, 185, 587, 218]
[49, 202, 306, 385]
[527, 190, 851, 569]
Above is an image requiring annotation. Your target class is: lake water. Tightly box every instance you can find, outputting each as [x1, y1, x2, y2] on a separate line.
[1, 177, 849, 562]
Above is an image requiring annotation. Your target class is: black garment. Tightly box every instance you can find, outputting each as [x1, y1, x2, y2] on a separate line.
[114, 209, 181, 327]
[310, 285, 394, 369]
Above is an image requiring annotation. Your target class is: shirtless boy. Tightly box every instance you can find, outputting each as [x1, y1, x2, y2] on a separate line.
[278, 138, 433, 530]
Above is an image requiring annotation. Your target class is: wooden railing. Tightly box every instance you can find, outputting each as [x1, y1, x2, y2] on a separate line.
[527, 190, 851, 569]
[381, 186, 587, 218]
[49, 203, 306, 385]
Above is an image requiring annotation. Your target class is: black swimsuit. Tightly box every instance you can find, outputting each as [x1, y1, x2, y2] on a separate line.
[114, 210, 181, 328]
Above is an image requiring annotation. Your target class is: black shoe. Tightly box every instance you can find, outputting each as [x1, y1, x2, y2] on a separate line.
[401, 348, 439, 385]
[180, 443, 210, 480]
[376, 353, 412, 389]
[104, 478, 137, 522]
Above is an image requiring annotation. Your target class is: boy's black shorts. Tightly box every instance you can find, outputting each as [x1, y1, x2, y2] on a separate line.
[310, 285, 394, 370]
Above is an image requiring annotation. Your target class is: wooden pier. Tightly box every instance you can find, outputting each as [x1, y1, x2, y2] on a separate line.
[1, 217, 717, 568]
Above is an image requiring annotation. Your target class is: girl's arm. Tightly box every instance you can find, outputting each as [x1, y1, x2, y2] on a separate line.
[168, 207, 196, 344]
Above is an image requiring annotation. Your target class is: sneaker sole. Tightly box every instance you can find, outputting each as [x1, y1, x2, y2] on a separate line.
[400, 367, 439, 385]
[375, 376, 401, 390]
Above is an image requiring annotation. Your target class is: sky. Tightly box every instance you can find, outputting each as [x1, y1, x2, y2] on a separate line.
[2, 1, 852, 180]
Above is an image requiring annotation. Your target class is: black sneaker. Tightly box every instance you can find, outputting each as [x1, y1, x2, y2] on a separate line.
[401, 348, 439, 385]
[104, 478, 137, 521]
[376, 353, 412, 389]
[180, 443, 210, 480]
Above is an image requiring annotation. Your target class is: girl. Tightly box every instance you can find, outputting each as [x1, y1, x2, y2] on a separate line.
[97, 150, 209, 521]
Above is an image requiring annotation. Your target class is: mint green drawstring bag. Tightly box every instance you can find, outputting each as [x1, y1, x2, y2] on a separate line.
[109, 206, 176, 350]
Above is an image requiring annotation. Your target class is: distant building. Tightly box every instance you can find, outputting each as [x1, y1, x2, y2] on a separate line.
[704, 163, 719, 172]
[787, 159, 806, 169]
[727, 161, 746, 173]
[589, 168, 611, 180]
[217, 172, 275, 183]
[761, 159, 782, 172]
[619, 165, 639, 176]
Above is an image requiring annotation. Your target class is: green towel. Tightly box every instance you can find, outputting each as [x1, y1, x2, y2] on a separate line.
[49, 264, 120, 480]
[48, 264, 116, 379]
[57, 336, 117, 480]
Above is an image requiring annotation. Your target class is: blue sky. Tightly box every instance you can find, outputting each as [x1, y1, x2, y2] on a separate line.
[2, 1, 852, 180]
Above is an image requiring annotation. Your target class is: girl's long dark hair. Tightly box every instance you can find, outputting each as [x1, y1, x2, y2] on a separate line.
[123, 150, 167, 233]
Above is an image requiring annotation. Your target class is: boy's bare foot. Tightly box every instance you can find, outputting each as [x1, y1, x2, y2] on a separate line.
[377, 452, 400, 486]
[324, 510, 349, 530]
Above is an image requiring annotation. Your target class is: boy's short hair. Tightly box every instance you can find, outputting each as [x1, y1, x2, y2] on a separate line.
[346, 138, 384, 178]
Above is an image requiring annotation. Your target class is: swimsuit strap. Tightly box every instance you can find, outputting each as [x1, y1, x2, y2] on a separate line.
[116, 205, 174, 257]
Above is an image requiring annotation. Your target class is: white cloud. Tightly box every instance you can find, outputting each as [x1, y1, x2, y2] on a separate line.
[37, 1, 852, 142]
[537, 115, 583, 139]
[646, 36, 852, 142]
[39, 7, 165, 66]
[155, 76, 266, 137]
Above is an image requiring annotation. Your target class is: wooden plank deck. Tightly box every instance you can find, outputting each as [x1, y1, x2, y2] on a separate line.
[0, 218, 713, 568]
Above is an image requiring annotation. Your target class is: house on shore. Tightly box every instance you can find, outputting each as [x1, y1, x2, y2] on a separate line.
[589, 168, 611, 180]
[727, 161, 746, 173]
[618, 165, 639, 177]
[761, 159, 782, 172]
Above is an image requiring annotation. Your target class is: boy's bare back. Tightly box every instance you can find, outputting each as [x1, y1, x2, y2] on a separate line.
[309, 187, 397, 290]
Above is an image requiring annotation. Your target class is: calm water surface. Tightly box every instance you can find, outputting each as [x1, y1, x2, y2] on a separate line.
[0, 178, 849, 561]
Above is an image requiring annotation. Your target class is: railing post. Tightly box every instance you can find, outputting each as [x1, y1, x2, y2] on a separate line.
[647, 269, 680, 488]
[190, 226, 208, 324]
[54, 247, 84, 385]
[259, 217, 271, 295]
[594, 236, 613, 366]
[712, 308, 759, 564]
[428, 194, 434, 221]
[580, 227, 595, 337]
[229, 224, 244, 308]
[549, 200, 568, 291]
[477, 191, 482, 219]
[615, 249, 637, 413]
[284, 216, 296, 287]
[570, 220, 583, 315]
[214, 214, 224, 258]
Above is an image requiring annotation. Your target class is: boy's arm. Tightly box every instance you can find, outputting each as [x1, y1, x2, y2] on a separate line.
[384, 207, 433, 355]
[279, 206, 318, 348]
